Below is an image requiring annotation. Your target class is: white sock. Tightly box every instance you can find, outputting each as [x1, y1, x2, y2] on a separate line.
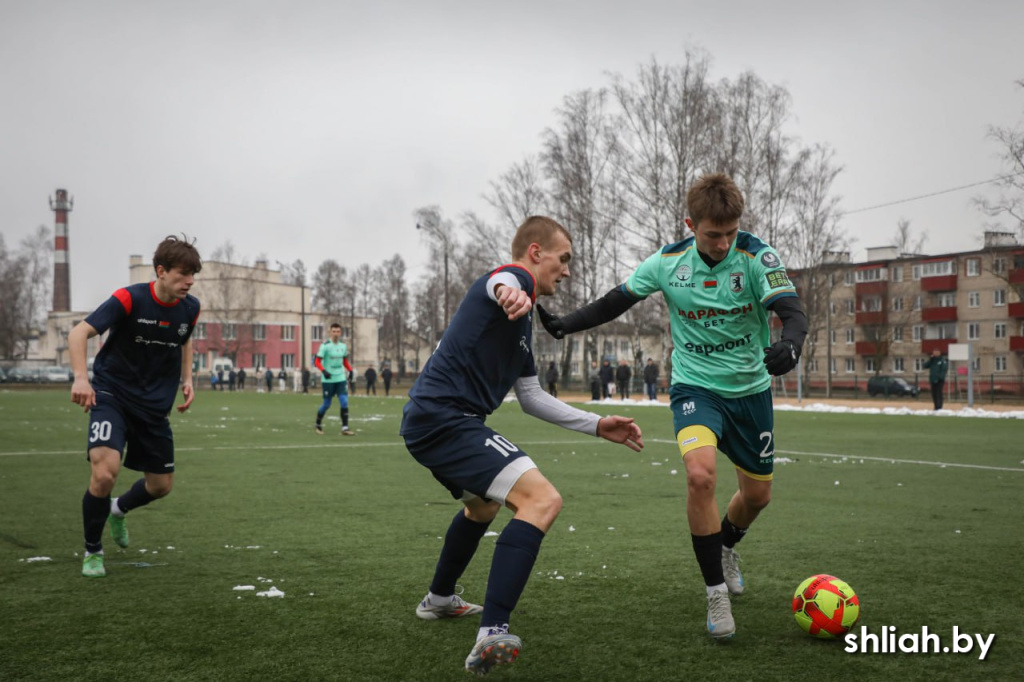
[426, 592, 453, 607]
[706, 583, 728, 597]
[110, 498, 125, 518]
[477, 627, 493, 642]
[84, 550, 103, 557]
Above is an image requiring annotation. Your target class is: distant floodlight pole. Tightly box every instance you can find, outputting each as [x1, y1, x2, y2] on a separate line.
[416, 217, 450, 338]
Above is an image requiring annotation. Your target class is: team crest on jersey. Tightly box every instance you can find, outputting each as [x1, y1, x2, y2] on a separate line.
[760, 251, 781, 268]
[178, 323, 189, 337]
[674, 265, 692, 282]
[729, 272, 744, 292]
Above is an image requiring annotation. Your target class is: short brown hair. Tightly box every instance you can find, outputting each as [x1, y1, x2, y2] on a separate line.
[686, 174, 744, 226]
[153, 235, 202, 275]
[511, 216, 571, 259]
[330, 322, 342, 330]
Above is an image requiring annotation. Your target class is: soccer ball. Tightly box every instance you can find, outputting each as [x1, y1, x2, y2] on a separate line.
[792, 574, 860, 638]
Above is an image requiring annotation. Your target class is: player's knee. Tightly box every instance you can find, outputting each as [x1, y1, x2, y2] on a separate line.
[147, 479, 173, 498]
[742, 486, 771, 511]
[686, 468, 716, 499]
[523, 486, 563, 526]
[89, 471, 117, 496]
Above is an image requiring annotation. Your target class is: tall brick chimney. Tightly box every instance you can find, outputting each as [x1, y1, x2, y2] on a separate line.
[49, 188, 73, 311]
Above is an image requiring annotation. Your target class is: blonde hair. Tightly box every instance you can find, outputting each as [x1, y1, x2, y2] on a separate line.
[511, 216, 571, 259]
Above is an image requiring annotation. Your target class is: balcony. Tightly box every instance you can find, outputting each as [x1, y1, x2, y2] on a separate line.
[855, 310, 887, 326]
[1009, 302, 1024, 318]
[855, 280, 888, 296]
[1009, 269, 1024, 285]
[921, 338, 955, 355]
[855, 341, 887, 356]
[921, 306, 958, 323]
[1011, 336, 1024, 352]
[920, 274, 958, 292]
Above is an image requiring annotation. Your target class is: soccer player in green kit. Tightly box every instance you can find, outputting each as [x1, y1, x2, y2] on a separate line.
[537, 174, 807, 640]
[314, 322, 355, 435]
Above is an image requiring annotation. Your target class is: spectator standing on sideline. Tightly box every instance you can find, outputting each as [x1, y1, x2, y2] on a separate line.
[301, 367, 311, 394]
[615, 360, 632, 400]
[535, 173, 807, 641]
[545, 360, 559, 397]
[401, 216, 643, 675]
[238, 367, 246, 390]
[277, 369, 287, 392]
[588, 361, 601, 401]
[365, 366, 377, 395]
[68, 235, 202, 578]
[265, 368, 273, 393]
[216, 368, 224, 391]
[644, 359, 660, 401]
[228, 368, 236, 391]
[381, 364, 393, 396]
[923, 349, 948, 410]
[314, 322, 355, 435]
[599, 360, 614, 399]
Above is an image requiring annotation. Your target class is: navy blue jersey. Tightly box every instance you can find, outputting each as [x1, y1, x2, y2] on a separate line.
[87, 282, 201, 417]
[406, 265, 537, 419]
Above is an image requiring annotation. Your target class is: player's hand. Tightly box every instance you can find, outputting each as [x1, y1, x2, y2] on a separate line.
[322, 370, 332, 380]
[535, 303, 566, 340]
[177, 381, 194, 412]
[496, 285, 533, 321]
[597, 415, 644, 452]
[763, 339, 800, 376]
[348, 371, 354, 384]
[71, 377, 96, 413]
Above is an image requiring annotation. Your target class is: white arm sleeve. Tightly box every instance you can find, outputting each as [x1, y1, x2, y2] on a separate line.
[513, 375, 601, 436]
[486, 271, 522, 302]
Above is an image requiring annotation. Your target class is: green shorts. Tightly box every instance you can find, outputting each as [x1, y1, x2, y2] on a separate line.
[669, 383, 775, 479]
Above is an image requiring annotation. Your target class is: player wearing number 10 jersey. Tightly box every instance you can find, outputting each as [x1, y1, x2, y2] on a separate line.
[68, 235, 202, 579]
[400, 216, 644, 675]
[536, 174, 808, 640]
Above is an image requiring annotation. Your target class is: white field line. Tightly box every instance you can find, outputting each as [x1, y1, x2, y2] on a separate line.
[3, 438, 1022, 473]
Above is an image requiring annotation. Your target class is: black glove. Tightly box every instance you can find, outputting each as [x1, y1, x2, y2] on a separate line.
[348, 371, 354, 384]
[535, 303, 566, 340]
[763, 339, 800, 376]
[322, 370, 332, 380]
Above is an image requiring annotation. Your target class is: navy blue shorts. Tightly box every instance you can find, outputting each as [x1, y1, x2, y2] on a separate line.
[402, 403, 536, 505]
[86, 391, 175, 474]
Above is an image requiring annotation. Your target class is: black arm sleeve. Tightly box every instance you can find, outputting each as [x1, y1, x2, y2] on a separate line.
[560, 286, 640, 334]
[767, 296, 808, 350]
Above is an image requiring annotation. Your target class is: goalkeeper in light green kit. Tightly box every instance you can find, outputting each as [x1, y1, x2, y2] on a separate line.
[537, 173, 807, 640]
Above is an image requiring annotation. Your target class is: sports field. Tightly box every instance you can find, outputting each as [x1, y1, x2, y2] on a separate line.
[1, 388, 1021, 681]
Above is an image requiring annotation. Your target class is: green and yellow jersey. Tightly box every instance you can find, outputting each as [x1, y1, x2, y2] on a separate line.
[624, 231, 797, 398]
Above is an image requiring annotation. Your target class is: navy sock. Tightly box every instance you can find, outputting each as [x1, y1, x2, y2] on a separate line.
[341, 408, 349, 428]
[721, 514, 748, 549]
[82, 490, 110, 553]
[429, 511, 491, 597]
[692, 532, 725, 586]
[315, 410, 325, 425]
[481, 519, 545, 629]
[116, 478, 156, 514]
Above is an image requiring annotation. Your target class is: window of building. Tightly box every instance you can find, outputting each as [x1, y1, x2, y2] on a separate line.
[224, 323, 236, 340]
[891, 266, 903, 282]
[570, 362, 579, 375]
[967, 322, 980, 340]
[845, 299, 855, 314]
[194, 323, 207, 340]
[830, 358, 837, 374]
[938, 292, 956, 307]
[253, 324, 266, 341]
[892, 326, 903, 343]
[966, 258, 981, 276]
[282, 325, 296, 341]
[281, 354, 295, 369]
[994, 322, 1007, 339]
[993, 258, 1006, 274]
[968, 292, 980, 308]
[892, 357, 904, 373]
[913, 295, 922, 311]
[865, 357, 876, 373]
[830, 329, 836, 345]
[912, 264, 921, 280]
[994, 289, 1006, 306]
[252, 353, 266, 370]
[914, 358, 925, 372]
[845, 358, 856, 373]
[995, 356, 1007, 372]
[912, 325, 923, 341]
[311, 325, 323, 341]
[891, 296, 903, 312]
[855, 268, 886, 283]
[829, 301, 837, 315]
[863, 296, 882, 312]
[843, 270, 854, 286]
[845, 328, 855, 344]
[807, 358, 818, 372]
[934, 323, 956, 340]
[195, 354, 207, 370]
[971, 357, 981, 372]
[920, 260, 955, 277]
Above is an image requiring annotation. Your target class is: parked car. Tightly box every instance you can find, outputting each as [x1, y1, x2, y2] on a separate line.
[41, 366, 73, 383]
[867, 375, 919, 398]
[6, 367, 42, 383]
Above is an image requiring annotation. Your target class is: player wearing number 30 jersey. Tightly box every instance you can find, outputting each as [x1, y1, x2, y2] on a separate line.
[68, 235, 202, 579]
[400, 216, 644, 676]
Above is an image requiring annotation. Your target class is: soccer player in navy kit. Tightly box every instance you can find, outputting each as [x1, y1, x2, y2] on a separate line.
[69, 236, 202, 578]
[401, 216, 644, 675]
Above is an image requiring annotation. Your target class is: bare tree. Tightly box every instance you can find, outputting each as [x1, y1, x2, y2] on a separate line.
[893, 218, 927, 256]
[484, 155, 549, 234]
[280, 259, 308, 287]
[311, 259, 349, 320]
[0, 234, 31, 359]
[200, 241, 265, 365]
[974, 78, 1024, 241]
[376, 254, 409, 377]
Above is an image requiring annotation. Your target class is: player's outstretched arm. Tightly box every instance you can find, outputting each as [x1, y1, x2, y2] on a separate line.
[495, 284, 533, 321]
[178, 338, 195, 412]
[537, 286, 638, 339]
[68, 321, 98, 412]
[596, 415, 644, 452]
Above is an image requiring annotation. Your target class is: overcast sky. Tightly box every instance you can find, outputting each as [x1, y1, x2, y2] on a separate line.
[3, 1, 1022, 311]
